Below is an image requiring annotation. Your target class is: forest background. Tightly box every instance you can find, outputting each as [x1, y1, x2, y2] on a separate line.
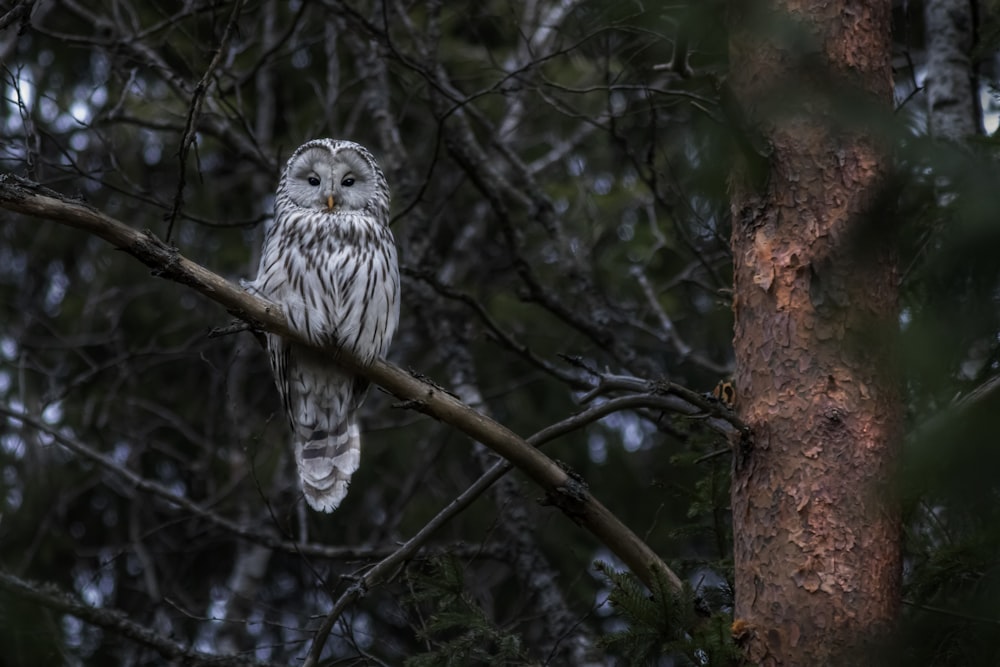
[2, 1, 1000, 665]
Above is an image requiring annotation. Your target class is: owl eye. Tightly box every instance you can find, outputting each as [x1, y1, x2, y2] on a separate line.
[307, 176, 320, 186]
[342, 177, 355, 187]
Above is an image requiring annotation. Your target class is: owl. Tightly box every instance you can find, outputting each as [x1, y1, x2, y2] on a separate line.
[247, 139, 400, 512]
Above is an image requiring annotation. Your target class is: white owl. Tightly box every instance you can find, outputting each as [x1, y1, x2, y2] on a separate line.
[248, 139, 400, 512]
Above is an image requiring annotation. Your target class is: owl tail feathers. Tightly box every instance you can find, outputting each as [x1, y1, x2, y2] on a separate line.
[294, 419, 361, 513]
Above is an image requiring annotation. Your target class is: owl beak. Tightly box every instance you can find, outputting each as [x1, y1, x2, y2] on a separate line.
[326, 195, 336, 211]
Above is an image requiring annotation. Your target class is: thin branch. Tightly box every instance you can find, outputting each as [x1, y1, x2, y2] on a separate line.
[404, 265, 587, 387]
[304, 392, 676, 666]
[165, 0, 245, 242]
[901, 599, 1000, 626]
[576, 370, 746, 434]
[0, 0, 34, 34]
[908, 373, 1000, 445]
[0, 568, 282, 667]
[0, 404, 397, 561]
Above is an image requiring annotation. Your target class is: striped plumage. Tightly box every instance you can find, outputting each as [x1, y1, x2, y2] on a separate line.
[249, 139, 399, 512]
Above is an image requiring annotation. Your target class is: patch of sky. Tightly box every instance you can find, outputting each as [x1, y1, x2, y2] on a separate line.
[592, 172, 613, 195]
[1, 433, 25, 460]
[588, 431, 607, 464]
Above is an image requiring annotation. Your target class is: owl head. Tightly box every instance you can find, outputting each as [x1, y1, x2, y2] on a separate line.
[279, 139, 389, 220]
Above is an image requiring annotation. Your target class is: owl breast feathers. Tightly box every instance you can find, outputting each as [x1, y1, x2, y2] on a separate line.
[248, 138, 400, 512]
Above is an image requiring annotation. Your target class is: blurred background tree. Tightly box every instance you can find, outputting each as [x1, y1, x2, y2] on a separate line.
[0, 1, 998, 665]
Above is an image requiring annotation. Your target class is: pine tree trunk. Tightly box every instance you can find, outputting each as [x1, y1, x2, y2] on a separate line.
[727, 2, 901, 664]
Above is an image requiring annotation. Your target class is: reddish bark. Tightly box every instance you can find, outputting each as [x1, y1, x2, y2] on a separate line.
[728, 2, 901, 664]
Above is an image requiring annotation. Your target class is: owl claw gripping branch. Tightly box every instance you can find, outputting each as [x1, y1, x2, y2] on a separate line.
[246, 139, 401, 512]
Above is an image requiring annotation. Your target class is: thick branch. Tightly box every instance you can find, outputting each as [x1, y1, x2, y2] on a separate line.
[0, 173, 678, 594]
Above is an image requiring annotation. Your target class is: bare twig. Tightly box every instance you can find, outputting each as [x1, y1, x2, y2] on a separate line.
[404, 265, 587, 387]
[165, 0, 246, 241]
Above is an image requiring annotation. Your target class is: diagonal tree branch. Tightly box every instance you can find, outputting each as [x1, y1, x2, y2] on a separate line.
[0, 173, 682, 596]
[301, 393, 699, 666]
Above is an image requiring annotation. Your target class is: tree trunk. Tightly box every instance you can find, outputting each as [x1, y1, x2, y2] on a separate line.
[924, 0, 979, 140]
[728, 2, 901, 665]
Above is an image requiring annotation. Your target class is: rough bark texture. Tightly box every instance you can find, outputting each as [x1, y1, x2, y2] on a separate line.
[728, 2, 901, 665]
[924, 0, 979, 139]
